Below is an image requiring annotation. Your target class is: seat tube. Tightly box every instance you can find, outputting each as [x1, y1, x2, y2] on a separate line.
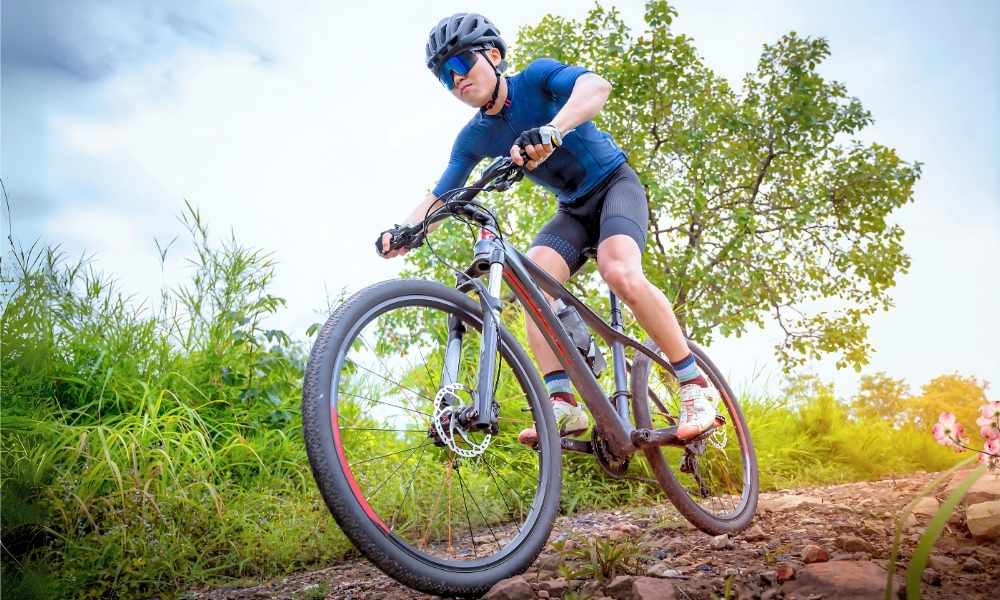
[609, 291, 631, 420]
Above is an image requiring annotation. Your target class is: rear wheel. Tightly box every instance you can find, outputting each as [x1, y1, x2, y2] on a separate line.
[631, 339, 759, 534]
[302, 279, 561, 597]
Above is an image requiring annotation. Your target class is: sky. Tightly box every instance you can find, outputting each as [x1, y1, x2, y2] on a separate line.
[3, 0, 998, 400]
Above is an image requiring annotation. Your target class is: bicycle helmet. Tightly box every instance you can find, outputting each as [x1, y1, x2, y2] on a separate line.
[426, 13, 508, 109]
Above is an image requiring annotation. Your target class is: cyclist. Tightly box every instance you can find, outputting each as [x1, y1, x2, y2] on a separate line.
[377, 13, 721, 445]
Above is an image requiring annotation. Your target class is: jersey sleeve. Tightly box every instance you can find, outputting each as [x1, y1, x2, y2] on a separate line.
[521, 57, 592, 101]
[432, 129, 482, 198]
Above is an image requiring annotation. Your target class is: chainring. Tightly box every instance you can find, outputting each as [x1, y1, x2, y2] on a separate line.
[591, 427, 630, 479]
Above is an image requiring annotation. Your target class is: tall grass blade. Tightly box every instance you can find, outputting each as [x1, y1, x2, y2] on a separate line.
[884, 455, 976, 600]
[904, 464, 986, 600]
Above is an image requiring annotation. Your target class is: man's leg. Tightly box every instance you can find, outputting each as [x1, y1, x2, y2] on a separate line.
[523, 245, 570, 376]
[516, 239, 590, 446]
[595, 236, 688, 360]
[597, 234, 720, 439]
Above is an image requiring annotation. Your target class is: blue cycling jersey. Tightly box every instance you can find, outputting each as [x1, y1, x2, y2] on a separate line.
[432, 58, 628, 206]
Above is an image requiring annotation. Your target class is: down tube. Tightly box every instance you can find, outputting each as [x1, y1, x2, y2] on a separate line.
[501, 251, 635, 456]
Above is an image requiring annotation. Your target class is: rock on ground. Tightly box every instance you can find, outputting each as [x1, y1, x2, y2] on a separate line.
[965, 500, 1000, 540]
[483, 575, 532, 600]
[606, 575, 676, 600]
[758, 494, 821, 513]
[836, 534, 876, 554]
[944, 470, 1000, 505]
[801, 544, 829, 563]
[912, 495, 940, 516]
[740, 524, 767, 541]
[780, 560, 897, 600]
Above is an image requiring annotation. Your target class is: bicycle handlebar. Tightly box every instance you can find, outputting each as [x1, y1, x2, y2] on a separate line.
[383, 156, 525, 254]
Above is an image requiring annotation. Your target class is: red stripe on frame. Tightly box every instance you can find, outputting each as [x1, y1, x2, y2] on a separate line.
[503, 270, 573, 364]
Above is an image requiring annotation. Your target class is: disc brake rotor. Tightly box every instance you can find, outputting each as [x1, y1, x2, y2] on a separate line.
[431, 383, 492, 458]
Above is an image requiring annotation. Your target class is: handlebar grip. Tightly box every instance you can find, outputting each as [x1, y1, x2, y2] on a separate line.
[376, 225, 425, 256]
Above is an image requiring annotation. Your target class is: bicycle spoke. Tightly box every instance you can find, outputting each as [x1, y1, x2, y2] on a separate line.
[390, 443, 429, 532]
[366, 440, 428, 502]
[348, 442, 433, 468]
[361, 330, 441, 405]
[461, 465, 501, 550]
[340, 427, 429, 433]
[453, 461, 479, 558]
[483, 456, 519, 523]
[349, 360, 437, 405]
[340, 390, 432, 419]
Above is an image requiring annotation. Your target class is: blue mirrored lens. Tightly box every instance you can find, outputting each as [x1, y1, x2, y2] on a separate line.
[437, 51, 478, 89]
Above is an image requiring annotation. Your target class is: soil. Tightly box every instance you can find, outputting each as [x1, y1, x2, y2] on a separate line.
[184, 470, 998, 599]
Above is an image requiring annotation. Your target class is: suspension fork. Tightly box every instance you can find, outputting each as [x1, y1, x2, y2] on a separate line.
[443, 228, 504, 431]
[441, 314, 465, 389]
[471, 229, 504, 431]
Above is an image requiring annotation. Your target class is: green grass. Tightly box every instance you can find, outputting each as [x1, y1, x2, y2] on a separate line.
[1, 205, 964, 598]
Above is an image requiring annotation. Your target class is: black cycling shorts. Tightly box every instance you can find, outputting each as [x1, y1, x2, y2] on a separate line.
[531, 162, 648, 275]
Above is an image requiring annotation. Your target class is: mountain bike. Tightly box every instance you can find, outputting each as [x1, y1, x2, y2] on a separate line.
[302, 156, 759, 597]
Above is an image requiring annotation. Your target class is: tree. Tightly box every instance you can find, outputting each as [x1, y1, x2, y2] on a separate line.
[850, 371, 910, 426]
[908, 373, 990, 430]
[406, 1, 921, 372]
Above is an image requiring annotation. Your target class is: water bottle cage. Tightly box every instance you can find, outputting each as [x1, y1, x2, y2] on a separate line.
[555, 302, 606, 378]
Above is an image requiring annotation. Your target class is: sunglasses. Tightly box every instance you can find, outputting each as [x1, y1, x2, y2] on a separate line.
[436, 48, 484, 90]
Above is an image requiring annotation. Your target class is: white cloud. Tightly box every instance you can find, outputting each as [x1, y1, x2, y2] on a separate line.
[7, 0, 999, 400]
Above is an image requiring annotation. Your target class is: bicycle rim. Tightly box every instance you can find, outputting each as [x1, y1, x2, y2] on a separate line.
[326, 294, 554, 567]
[632, 340, 758, 530]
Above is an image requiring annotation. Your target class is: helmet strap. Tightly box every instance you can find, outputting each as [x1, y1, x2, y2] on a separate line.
[480, 49, 503, 112]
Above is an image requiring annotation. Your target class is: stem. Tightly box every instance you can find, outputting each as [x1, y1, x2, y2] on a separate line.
[946, 435, 998, 457]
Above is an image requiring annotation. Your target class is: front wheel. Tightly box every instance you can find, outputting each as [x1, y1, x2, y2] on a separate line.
[302, 279, 561, 597]
[631, 339, 759, 534]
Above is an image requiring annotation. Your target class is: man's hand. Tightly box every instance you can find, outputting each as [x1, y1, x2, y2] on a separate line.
[378, 231, 410, 259]
[511, 124, 563, 171]
[376, 224, 425, 259]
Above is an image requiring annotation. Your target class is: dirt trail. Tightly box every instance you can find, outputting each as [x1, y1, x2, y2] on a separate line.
[186, 470, 999, 599]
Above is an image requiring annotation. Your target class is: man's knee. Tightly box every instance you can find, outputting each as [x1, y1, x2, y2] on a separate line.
[527, 245, 572, 282]
[599, 260, 646, 304]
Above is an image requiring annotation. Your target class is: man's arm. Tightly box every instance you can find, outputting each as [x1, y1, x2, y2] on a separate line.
[548, 73, 612, 135]
[513, 72, 612, 169]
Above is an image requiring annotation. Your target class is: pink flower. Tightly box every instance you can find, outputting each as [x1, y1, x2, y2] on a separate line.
[977, 416, 1000, 440]
[979, 437, 1000, 468]
[978, 402, 1000, 440]
[932, 412, 966, 451]
[981, 401, 1000, 420]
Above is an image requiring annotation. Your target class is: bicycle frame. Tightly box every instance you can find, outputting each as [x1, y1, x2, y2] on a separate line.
[440, 231, 679, 457]
[430, 156, 690, 458]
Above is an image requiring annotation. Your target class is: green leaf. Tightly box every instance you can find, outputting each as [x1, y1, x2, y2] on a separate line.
[884, 455, 976, 599]
[904, 462, 986, 599]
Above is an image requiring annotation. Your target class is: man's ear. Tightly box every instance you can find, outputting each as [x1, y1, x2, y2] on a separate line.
[490, 47, 507, 73]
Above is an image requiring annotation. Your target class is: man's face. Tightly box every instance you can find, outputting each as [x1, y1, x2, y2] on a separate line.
[448, 48, 501, 108]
